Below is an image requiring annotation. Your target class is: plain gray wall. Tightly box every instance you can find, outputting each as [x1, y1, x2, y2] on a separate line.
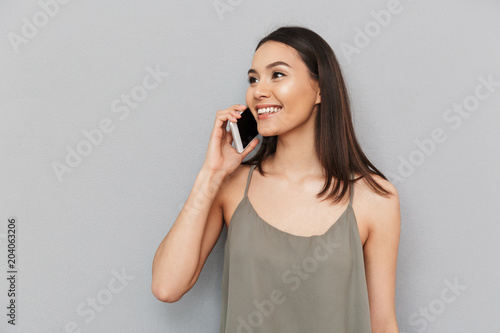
[1, 0, 499, 332]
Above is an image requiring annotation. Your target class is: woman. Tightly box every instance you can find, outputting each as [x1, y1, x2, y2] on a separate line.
[152, 26, 401, 333]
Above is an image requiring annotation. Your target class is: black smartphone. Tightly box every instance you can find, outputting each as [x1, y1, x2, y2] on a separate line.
[228, 107, 259, 153]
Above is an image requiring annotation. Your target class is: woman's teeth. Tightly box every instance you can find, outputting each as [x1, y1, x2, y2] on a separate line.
[257, 107, 281, 115]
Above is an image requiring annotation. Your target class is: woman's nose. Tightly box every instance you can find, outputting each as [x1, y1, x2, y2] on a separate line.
[253, 80, 271, 99]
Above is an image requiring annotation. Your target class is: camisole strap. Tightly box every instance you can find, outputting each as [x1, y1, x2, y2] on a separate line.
[245, 165, 354, 204]
[244, 164, 257, 197]
[348, 171, 355, 207]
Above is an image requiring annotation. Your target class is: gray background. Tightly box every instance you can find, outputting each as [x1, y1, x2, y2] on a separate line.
[1, 0, 499, 332]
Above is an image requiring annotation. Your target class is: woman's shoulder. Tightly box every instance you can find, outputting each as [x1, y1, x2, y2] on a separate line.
[353, 171, 400, 228]
[218, 164, 255, 205]
[353, 171, 397, 197]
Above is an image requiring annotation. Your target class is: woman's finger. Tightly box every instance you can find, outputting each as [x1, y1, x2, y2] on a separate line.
[226, 127, 233, 144]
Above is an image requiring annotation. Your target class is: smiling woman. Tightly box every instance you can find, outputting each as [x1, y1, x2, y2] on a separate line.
[152, 25, 401, 333]
[246, 45, 321, 134]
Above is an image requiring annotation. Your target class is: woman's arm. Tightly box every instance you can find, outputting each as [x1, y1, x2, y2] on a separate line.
[362, 178, 401, 333]
[151, 167, 227, 303]
[151, 105, 258, 303]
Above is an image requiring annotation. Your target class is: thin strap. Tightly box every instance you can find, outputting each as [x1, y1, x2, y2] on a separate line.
[244, 164, 257, 197]
[349, 171, 354, 206]
[245, 165, 353, 203]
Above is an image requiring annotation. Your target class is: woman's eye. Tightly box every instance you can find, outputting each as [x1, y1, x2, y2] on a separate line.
[247, 72, 284, 84]
[273, 72, 285, 79]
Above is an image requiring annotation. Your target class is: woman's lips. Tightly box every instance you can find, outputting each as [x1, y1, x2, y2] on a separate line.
[257, 108, 281, 120]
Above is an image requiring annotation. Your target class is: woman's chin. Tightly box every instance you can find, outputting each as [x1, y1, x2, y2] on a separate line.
[258, 129, 278, 138]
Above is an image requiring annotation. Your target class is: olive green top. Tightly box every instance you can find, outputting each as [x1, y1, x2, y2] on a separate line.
[219, 164, 371, 332]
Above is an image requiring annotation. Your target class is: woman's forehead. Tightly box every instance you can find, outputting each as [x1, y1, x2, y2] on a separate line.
[250, 41, 303, 71]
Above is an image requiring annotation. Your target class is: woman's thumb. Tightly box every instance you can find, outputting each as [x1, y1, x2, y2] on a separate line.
[241, 137, 259, 157]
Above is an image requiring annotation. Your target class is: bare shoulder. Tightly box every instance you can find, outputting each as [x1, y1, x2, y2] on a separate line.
[354, 172, 399, 203]
[218, 164, 254, 213]
[353, 172, 401, 233]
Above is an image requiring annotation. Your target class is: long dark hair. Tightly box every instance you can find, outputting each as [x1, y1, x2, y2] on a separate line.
[242, 25, 393, 203]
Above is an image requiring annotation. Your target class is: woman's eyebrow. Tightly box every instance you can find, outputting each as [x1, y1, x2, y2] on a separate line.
[247, 61, 291, 75]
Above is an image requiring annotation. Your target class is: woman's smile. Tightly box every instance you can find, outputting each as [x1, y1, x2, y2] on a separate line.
[257, 109, 281, 120]
[257, 105, 282, 119]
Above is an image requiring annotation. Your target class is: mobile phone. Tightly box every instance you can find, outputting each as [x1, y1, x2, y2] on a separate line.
[229, 107, 259, 153]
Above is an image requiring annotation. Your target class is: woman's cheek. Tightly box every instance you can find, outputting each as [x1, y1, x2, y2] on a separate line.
[275, 82, 295, 100]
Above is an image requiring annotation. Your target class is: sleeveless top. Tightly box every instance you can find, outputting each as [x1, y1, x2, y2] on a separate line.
[219, 164, 372, 333]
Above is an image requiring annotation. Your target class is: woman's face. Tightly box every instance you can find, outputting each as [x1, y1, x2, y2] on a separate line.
[245, 41, 321, 137]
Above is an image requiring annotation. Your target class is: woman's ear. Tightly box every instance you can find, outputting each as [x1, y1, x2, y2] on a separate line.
[315, 88, 321, 105]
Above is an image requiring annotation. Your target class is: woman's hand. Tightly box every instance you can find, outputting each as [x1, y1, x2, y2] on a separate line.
[202, 104, 260, 176]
